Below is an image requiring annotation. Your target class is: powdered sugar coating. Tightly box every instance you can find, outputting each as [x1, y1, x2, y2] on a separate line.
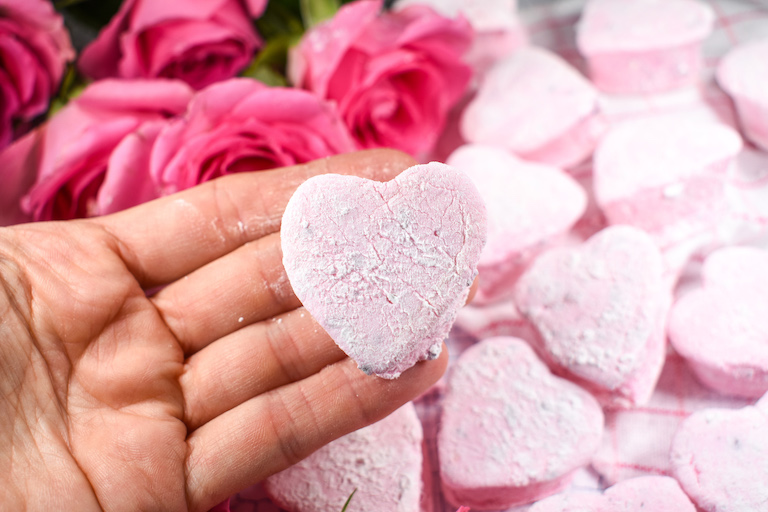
[594, 114, 742, 246]
[717, 38, 768, 151]
[264, 404, 424, 512]
[514, 226, 667, 407]
[670, 402, 768, 512]
[578, 0, 714, 53]
[577, 0, 713, 93]
[447, 145, 586, 303]
[281, 162, 486, 379]
[439, 337, 604, 510]
[668, 246, 768, 397]
[461, 48, 601, 168]
[529, 476, 695, 511]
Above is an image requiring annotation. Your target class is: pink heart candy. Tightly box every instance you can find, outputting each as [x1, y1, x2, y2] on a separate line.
[594, 114, 742, 247]
[439, 337, 604, 509]
[529, 476, 695, 511]
[717, 38, 768, 151]
[281, 162, 486, 379]
[670, 398, 768, 511]
[447, 145, 586, 304]
[577, 0, 714, 93]
[461, 47, 603, 169]
[668, 246, 768, 398]
[515, 225, 667, 407]
[264, 404, 426, 512]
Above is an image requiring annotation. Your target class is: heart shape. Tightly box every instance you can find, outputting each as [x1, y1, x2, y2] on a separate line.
[717, 38, 768, 151]
[594, 114, 742, 247]
[529, 476, 695, 511]
[438, 337, 604, 509]
[514, 225, 667, 407]
[447, 145, 586, 304]
[578, 0, 713, 53]
[670, 397, 768, 511]
[669, 246, 768, 398]
[264, 404, 425, 512]
[281, 162, 486, 379]
[577, 0, 714, 93]
[461, 47, 602, 169]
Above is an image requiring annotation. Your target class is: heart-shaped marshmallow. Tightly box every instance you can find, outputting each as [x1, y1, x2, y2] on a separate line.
[438, 337, 604, 509]
[668, 246, 768, 398]
[577, 0, 714, 93]
[447, 145, 586, 304]
[264, 403, 425, 512]
[515, 225, 667, 407]
[594, 114, 742, 247]
[281, 162, 486, 379]
[591, 352, 753, 485]
[529, 476, 695, 511]
[717, 38, 768, 151]
[461, 47, 604, 169]
[670, 398, 768, 511]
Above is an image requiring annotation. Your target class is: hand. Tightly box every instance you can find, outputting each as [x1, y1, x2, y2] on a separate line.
[0, 150, 448, 512]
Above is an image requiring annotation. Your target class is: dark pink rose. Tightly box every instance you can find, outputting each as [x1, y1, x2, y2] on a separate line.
[289, 0, 473, 157]
[78, 0, 266, 90]
[0, 0, 74, 149]
[6, 79, 194, 223]
[113, 78, 357, 205]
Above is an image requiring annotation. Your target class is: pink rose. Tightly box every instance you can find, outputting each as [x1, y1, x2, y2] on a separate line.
[103, 78, 356, 208]
[78, 0, 266, 90]
[289, 0, 473, 157]
[4, 79, 194, 223]
[0, 0, 74, 149]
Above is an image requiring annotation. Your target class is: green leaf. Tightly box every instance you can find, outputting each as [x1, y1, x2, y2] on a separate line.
[47, 64, 88, 118]
[300, 0, 340, 28]
[242, 65, 288, 87]
[53, 0, 91, 9]
[240, 32, 301, 86]
[255, 0, 305, 41]
[56, 0, 123, 29]
[340, 488, 357, 512]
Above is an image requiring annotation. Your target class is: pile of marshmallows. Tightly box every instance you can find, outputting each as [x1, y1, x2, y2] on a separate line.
[266, 0, 768, 511]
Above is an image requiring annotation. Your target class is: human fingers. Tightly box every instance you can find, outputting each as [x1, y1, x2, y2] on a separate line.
[93, 149, 417, 289]
[150, 232, 298, 355]
[178, 276, 479, 428]
[180, 307, 346, 431]
[183, 351, 448, 512]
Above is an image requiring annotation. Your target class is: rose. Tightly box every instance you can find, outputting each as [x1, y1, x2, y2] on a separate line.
[0, 0, 74, 149]
[78, 0, 266, 90]
[289, 0, 473, 157]
[2, 79, 194, 224]
[105, 78, 357, 206]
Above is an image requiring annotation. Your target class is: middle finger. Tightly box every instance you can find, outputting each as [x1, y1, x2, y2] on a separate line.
[152, 232, 298, 355]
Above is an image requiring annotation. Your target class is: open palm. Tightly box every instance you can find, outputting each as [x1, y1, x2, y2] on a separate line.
[0, 150, 447, 512]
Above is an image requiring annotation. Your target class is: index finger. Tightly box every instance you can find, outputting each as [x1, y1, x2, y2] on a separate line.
[92, 149, 417, 288]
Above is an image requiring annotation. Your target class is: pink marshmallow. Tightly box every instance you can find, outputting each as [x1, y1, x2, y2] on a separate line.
[668, 246, 768, 398]
[670, 399, 768, 512]
[438, 337, 604, 510]
[591, 352, 753, 485]
[529, 476, 695, 511]
[264, 404, 425, 512]
[717, 38, 768, 151]
[577, 0, 714, 94]
[461, 48, 604, 169]
[593, 114, 742, 247]
[514, 225, 668, 407]
[447, 145, 587, 304]
[281, 163, 486, 379]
